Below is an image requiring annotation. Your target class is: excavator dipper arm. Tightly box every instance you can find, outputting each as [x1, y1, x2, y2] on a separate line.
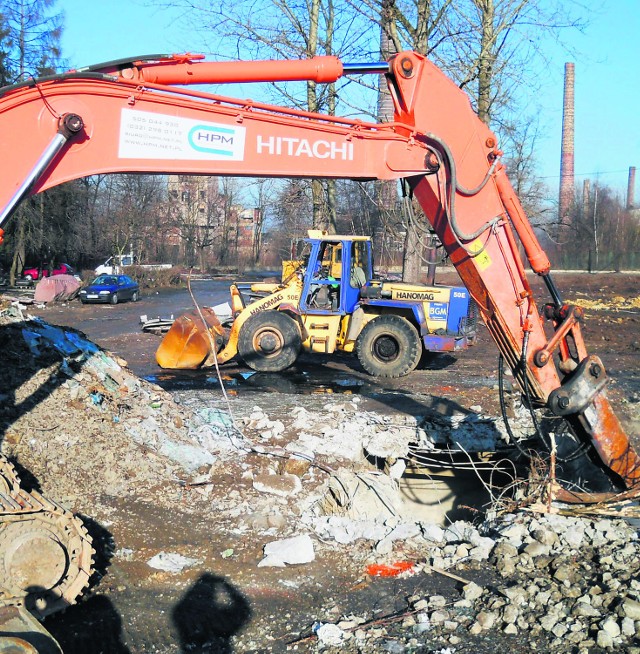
[0, 51, 638, 488]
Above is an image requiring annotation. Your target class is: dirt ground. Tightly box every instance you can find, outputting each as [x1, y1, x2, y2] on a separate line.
[2, 271, 639, 654]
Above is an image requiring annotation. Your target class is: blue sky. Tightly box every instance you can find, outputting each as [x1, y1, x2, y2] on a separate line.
[60, 0, 639, 199]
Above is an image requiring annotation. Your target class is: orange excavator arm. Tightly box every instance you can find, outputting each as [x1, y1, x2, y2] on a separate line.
[0, 51, 637, 488]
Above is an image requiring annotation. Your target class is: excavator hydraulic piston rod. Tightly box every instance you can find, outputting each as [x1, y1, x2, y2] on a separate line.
[341, 62, 389, 75]
[0, 113, 83, 229]
[542, 272, 563, 308]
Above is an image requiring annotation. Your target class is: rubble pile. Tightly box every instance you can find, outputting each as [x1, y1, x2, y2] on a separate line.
[183, 394, 640, 652]
[2, 307, 640, 653]
[307, 513, 640, 653]
[0, 310, 221, 509]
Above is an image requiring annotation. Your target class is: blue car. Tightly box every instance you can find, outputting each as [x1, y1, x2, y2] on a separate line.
[79, 274, 140, 304]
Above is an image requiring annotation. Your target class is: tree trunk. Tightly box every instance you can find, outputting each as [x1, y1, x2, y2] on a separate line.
[476, 0, 496, 125]
[380, 0, 423, 281]
[401, 207, 422, 282]
[9, 209, 26, 285]
[326, 180, 337, 234]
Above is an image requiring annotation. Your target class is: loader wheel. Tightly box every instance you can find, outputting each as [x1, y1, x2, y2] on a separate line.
[356, 315, 421, 378]
[238, 311, 301, 372]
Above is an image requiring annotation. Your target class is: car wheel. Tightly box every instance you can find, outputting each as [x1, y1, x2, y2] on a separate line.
[131, 290, 139, 302]
[110, 293, 119, 305]
[355, 314, 421, 378]
[238, 310, 301, 372]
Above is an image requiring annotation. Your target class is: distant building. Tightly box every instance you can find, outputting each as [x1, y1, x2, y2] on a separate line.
[166, 176, 262, 269]
[236, 207, 262, 260]
[167, 175, 222, 267]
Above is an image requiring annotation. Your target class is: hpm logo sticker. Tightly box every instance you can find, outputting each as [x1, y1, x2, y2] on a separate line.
[118, 109, 246, 161]
[189, 125, 238, 157]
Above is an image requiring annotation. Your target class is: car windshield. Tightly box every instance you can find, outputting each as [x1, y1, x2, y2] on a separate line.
[93, 275, 117, 285]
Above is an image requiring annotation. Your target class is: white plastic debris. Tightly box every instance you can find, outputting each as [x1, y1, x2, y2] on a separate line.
[146, 551, 202, 573]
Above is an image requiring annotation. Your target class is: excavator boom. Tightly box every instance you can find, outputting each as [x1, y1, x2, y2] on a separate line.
[0, 51, 638, 492]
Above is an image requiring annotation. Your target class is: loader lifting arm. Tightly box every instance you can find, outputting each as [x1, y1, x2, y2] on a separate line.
[0, 50, 638, 495]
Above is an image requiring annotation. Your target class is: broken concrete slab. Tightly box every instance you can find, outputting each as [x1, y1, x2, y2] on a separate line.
[258, 534, 315, 567]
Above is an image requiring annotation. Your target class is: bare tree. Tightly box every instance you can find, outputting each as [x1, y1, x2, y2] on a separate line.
[371, 0, 585, 279]
[214, 177, 243, 268]
[158, 0, 373, 233]
[0, 0, 64, 282]
[158, 0, 586, 275]
[448, 0, 585, 125]
[101, 174, 166, 263]
[1, 0, 63, 83]
[563, 183, 640, 272]
[267, 179, 313, 262]
[373, 0, 457, 282]
[246, 178, 275, 265]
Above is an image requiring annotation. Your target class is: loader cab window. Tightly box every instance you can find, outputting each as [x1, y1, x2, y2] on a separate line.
[350, 241, 369, 288]
[306, 242, 341, 310]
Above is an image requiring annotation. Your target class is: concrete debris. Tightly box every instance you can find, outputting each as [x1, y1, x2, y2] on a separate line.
[300, 504, 640, 651]
[375, 522, 422, 555]
[319, 470, 405, 520]
[363, 428, 414, 460]
[188, 407, 240, 452]
[0, 314, 227, 508]
[146, 551, 202, 573]
[387, 459, 406, 480]
[306, 516, 390, 545]
[314, 622, 348, 646]
[252, 398, 532, 466]
[252, 472, 302, 497]
[258, 534, 315, 567]
[243, 406, 286, 439]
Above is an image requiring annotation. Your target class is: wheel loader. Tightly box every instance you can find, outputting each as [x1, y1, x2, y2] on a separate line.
[155, 230, 477, 377]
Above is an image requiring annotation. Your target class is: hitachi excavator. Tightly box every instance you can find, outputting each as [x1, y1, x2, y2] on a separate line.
[0, 49, 639, 650]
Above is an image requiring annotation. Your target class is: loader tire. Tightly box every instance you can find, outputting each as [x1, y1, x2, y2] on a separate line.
[238, 311, 301, 372]
[356, 315, 421, 378]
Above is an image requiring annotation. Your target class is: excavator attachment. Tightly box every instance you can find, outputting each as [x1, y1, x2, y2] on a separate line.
[155, 307, 225, 369]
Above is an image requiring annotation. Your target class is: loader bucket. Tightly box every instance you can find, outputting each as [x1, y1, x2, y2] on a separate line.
[155, 307, 225, 369]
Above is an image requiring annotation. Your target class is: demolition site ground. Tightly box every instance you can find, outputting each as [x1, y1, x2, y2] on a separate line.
[1, 271, 639, 654]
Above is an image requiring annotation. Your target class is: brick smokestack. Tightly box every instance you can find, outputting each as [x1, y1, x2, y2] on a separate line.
[559, 62, 575, 223]
[627, 166, 636, 210]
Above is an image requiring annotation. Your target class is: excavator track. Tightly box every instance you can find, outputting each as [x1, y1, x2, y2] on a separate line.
[0, 456, 94, 619]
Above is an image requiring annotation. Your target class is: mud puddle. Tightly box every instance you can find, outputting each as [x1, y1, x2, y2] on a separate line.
[146, 367, 373, 396]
